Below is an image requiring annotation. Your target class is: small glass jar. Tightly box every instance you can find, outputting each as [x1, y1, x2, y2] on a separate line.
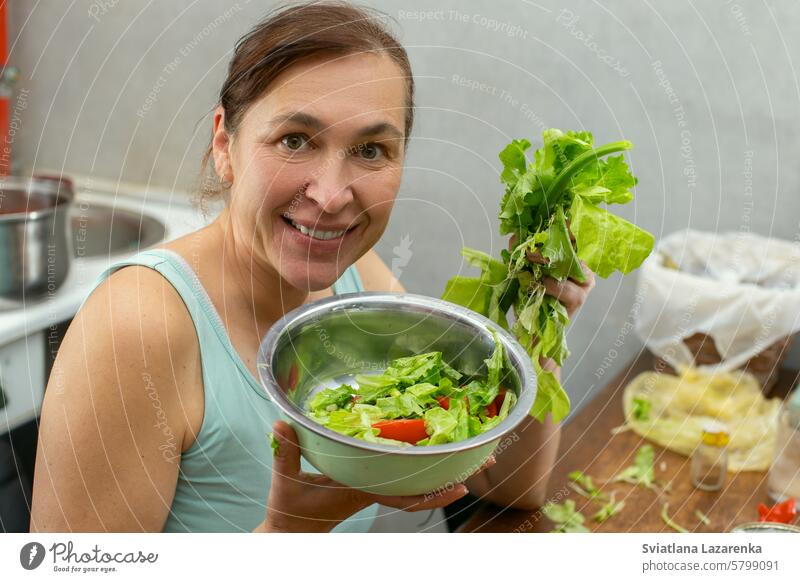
[767, 395, 800, 502]
[691, 420, 729, 491]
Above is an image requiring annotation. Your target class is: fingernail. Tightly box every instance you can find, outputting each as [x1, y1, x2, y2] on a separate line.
[488, 455, 497, 466]
[458, 484, 469, 496]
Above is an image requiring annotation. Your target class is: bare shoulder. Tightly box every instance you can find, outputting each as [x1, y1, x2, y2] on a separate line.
[71, 264, 203, 443]
[76, 265, 200, 371]
[354, 249, 407, 293]
[30, 265, 201, 532]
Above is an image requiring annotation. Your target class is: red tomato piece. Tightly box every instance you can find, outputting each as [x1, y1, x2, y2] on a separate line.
[372, 419, 429, 444]
[485, 388, 509, 418]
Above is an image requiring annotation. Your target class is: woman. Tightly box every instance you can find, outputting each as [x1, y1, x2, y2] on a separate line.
[30, 2, 593, 533]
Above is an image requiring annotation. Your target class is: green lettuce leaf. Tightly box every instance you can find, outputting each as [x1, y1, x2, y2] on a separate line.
[424, 407, 458, 445]
[307, 384, 355, 413]
[499, 138, 532, 189]
[443, 128, 653, 424]
[442, 276, 492, 317]
[571, 155, 637, 205]
[541, 206, 585, 282]
[529, 363, 571, 423]
[570, 195, 654, 278]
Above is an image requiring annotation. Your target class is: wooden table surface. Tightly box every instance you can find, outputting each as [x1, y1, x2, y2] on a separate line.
[458, 352, 800, 533]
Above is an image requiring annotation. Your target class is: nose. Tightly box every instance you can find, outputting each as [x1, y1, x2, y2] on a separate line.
[303, 154, 354, 215]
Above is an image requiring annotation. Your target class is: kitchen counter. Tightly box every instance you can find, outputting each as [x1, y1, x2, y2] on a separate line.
[0, 175, 216, 434]
[0, 175, 213, 346]
[458, 352, 799, 533]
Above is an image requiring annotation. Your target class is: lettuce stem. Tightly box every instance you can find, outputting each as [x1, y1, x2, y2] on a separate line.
[544, 140, 633, 208]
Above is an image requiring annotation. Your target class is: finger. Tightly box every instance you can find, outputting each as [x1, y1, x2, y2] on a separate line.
[542, 276, 584, 312]
[370, 483, 470, 512]
[508, 234, 518, 251]
[271, 420, 301, 477]
[524, 249, 549, 265]
[574, 261, 596, 289]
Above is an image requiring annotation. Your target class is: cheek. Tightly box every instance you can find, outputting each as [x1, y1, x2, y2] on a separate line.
[358, 168, 401, 223]
[241, 156, 309, 216]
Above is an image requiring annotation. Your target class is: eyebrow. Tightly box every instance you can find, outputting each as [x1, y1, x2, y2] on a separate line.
[268, 111, 404, 141]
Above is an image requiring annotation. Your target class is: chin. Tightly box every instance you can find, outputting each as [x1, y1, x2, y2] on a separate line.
[280, 260, 344, 292]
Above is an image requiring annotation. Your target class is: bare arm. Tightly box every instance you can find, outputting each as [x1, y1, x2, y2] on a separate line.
[30, 267, 197, 532]
[464, 239, 596, 511]
[465, 359, 562, 510]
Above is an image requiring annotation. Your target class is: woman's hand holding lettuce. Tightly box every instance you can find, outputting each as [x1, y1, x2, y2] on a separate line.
[442, 129, 654, 423]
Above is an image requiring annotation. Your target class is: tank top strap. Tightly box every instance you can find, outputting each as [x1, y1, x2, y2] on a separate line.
[88, 248, 267, 400]
[332, 263, 365, 294]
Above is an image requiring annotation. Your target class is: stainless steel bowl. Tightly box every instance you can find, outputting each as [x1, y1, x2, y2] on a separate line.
[0, 176, 74, 307]
[257, 292, 537, 496]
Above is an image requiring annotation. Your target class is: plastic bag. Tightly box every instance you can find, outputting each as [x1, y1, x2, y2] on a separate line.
[634, 229, 800, 373]
[622, 368, 781, 472]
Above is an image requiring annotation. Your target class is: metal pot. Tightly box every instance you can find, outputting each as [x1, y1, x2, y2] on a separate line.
[0, 176, 74, 307]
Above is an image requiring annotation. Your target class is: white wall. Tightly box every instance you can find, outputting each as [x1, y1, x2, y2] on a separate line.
[8, 0, 800, 414]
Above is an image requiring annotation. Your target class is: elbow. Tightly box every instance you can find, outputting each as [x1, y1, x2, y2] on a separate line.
[509, 499, 546, 512]
[507, 490, 548, 512]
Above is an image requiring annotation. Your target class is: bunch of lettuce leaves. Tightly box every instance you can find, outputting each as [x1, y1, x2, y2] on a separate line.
[305, 332, 518, 446]
[442, 129, 654, 423]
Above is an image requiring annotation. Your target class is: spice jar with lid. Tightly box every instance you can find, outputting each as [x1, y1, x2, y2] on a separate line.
[691, 420, 729, 491]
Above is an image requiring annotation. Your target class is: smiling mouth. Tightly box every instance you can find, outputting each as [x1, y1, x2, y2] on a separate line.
[281, 215, 359, 241]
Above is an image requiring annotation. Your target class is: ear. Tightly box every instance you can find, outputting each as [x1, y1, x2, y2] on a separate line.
[211, 105, 234, 183]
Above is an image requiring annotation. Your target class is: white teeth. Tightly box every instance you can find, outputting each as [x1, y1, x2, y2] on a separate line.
[289, 219, 347, 241]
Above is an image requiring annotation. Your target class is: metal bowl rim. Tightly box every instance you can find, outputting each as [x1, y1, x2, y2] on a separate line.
[257, 291, 537, 456]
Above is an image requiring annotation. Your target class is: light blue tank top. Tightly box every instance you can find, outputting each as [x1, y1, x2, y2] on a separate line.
[89, 248, 378, 532]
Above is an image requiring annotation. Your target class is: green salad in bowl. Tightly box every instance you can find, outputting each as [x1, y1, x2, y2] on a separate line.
[305, 341, 517, 446]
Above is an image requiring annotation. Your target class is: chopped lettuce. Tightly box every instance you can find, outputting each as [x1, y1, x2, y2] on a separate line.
[442, 129, 654, 423]
[268, 432, 280, 456]
[613, 444, 656, 489]
[307, 384, 355, 414]
[543, 499, 590, 533]
[593, 492, 625, 523]
[305, 343, 516, 447]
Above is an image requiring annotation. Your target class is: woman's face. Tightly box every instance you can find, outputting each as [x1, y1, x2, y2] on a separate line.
[213, 52, 408, 291]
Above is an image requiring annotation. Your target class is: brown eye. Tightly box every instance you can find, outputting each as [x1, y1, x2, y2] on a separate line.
[281, 134, 309, 151]
[358, 143, 384, 160]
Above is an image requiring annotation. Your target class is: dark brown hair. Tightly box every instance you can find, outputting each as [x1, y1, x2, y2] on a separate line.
[198, 1, 414, 208]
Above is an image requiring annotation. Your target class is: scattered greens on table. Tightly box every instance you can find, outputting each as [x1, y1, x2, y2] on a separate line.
[695, 509, 711, 526]
[442, 129, 654, 423]
[661, 503, 689, 533]
[543, 499, 590, 533]
[613, 444, 656, 489]
[593, 492, 625, 524]
[304, 330, 518, 446]
[568, 470, 604, 500]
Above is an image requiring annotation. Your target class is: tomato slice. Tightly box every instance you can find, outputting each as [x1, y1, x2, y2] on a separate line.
[372, 419, 428, 444]
[436, 396, 450, 410]
[484, 388, 508, 419]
